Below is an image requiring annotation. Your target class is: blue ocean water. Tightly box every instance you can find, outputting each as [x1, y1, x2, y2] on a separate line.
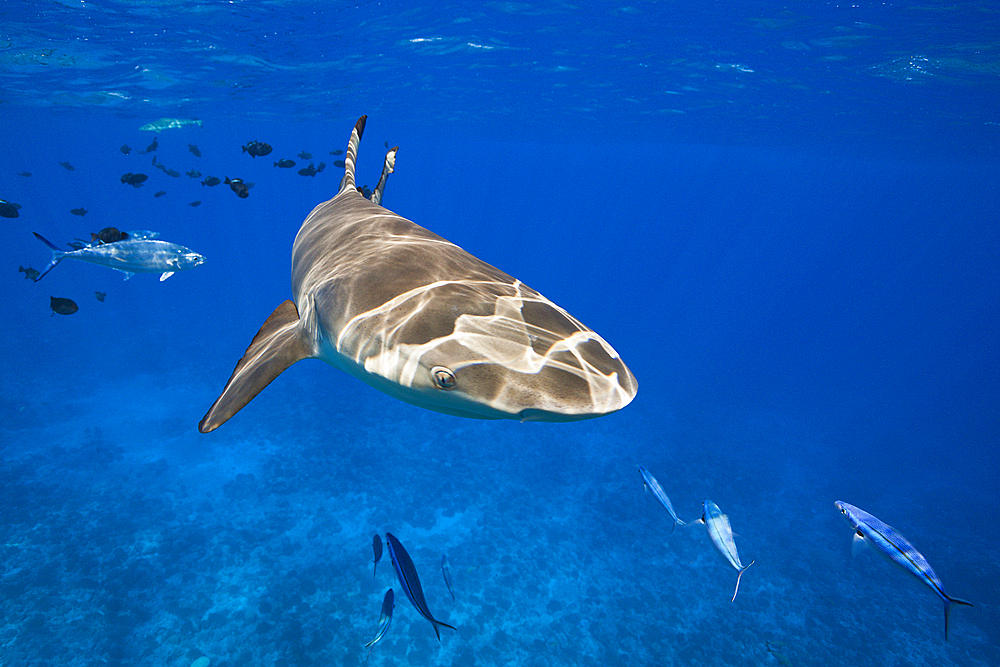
[2, 1, 998, 666]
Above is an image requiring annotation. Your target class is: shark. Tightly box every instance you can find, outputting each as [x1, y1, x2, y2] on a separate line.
[198, 115, 637, 433]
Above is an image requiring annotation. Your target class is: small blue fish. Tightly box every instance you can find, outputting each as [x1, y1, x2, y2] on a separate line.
[637, 464, 686, 532]
[836, 501, 973, 640]
[441, 555, 455, 600]
[700, 499, 754, 601]
[363, 588, 394, 662]
[385, 533, 456, 641]
[372, 534, 383, 578]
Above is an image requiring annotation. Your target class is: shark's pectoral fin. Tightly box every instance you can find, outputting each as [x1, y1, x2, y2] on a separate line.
[198, 299, 312, 433]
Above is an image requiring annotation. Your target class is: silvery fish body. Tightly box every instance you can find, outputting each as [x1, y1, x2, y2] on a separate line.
[33, 231, 205, 282]
[701, 499, 753, 601]
[835, 501, 973, 640]
[637, 464, 686, 531]
[364, 588, 394, 650]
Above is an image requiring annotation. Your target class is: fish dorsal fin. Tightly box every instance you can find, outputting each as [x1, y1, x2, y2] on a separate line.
[199, 300, 312, 433]
[339, 115, 367, 194]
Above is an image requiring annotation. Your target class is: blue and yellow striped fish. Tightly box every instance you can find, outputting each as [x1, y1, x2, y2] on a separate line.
[836, 501, 973, 640]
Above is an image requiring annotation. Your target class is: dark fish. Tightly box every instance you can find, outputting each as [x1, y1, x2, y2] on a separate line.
[201, 176, 221, 187]
[120, 172, 148, 188]
[358, 185, 372, 199]
[298, 151, 312, 159]
[188, 144, 202, 157]
[59, 161, 75, 171]
[273, 159, 296, 168]
[95, 291, 107, 302]
[363, 589, 394, 661]
[165, 168, 181, 178]
[333, 159, 346, 168]
[67, 241, 87, 250]
[225, 177, 249, 199]
[242, 140, 272, 158]
[120, 144, 131, 155]
[90, 227, 129, 244]
[189, 200, 202, 207]
[19, 266, 40, 280]
[0, 199, 21, 218]
[70, 208, 87, 216]
[384, 141, 389, 148]
[442, 555, 455, 600]
[329, 148, 343, 156]
[316, 161, 326, 173]
[154, 191, 167, 198]
[50, 296, 78, 316]
[17, 171, 31, 177]
[372, 534, 383, 578]
[385, 533, 456, 642]
[146, 137, 158, 152]
[298, 163, 317, 177]
[186, 169, 202, 178]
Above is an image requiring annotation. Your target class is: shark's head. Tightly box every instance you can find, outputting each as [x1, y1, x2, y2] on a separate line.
[339, 279, 638, 421]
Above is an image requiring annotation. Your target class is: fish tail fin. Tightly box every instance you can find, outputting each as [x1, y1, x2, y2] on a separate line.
[198, 300, 313, 433]
[731, 560, 754, 602]
[943, 595, 973, 641]
[340, 115, 367, 194]
[31, 232, 65, 281]
[370, 146, 397, 206]
[432, 619, 457, 642]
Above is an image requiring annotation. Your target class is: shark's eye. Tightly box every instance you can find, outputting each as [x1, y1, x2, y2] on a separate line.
[431, 366, 456, 390]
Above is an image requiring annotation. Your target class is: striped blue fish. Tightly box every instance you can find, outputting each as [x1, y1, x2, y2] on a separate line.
[372, 534, 383, 578]
[637, 464, 687, 532]
[363, 588, 394, 662]
[836, 501, 973, 640]
[385, 533, 456, 641]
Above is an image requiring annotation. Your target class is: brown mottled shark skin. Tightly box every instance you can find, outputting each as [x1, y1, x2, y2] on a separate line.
[198, 116, 637, 433]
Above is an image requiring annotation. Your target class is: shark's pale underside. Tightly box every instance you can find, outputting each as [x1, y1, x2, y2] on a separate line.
[198, 116, 637, 432]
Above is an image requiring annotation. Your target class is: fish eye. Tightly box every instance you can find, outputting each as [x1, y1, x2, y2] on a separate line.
[431, 366, 456, 390]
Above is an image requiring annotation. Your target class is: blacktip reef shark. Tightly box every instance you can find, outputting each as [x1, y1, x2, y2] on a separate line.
[32, 230, 205, 282]
[836, 501, 973, 640]
[198, 115, 637, 432]
[699, 499, 754, 601]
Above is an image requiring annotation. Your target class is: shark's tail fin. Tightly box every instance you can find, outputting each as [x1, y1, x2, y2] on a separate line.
[198, 300, 312, 433]
[31, 232, 65, 282]
[370, 146, 397, 206]
[339, 115, 367, 194]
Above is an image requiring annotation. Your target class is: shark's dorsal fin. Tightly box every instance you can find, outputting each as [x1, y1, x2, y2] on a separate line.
[198, 300, 312, 433]
[339, 115, 367, 194]
[370, 146, 397, 206]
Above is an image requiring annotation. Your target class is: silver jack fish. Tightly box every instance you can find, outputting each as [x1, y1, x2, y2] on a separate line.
[700, 499, 754, 601]
[32, 231, 205, 282]
[637, 464, 686, 532]
[363, 588, 394, 662]
[836, 501, 973, 640]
